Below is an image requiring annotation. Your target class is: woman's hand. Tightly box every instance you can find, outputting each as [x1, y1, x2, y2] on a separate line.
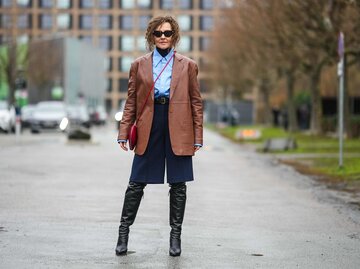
[119, 142, 128, 151]
[194, 146, 201, 153]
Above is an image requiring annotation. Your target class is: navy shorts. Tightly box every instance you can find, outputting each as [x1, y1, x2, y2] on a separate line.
[129, 102, 194, 184]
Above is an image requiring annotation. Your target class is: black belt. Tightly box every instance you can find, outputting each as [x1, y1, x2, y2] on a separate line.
[154, 96, 169, 104]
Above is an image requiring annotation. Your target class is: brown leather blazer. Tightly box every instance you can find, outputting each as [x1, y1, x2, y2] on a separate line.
[117, 52, 203, 156]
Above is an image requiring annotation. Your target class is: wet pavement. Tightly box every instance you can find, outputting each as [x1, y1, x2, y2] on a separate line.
[0, 126, 359, 268]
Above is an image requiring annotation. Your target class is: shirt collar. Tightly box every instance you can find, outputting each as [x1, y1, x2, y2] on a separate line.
[153, 48, 174, 67]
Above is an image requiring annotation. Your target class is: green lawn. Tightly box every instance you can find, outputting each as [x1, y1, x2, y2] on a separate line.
[207, 124, 360, 181]
[207, 124, 360, 153]
[311, 158, 360, 181]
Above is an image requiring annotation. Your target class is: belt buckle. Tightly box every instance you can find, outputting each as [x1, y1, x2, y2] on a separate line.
[160, 97, 166, 104]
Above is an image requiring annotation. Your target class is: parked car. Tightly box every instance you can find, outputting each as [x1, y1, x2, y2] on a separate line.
[20, 104, 36, 128]
[30, 101, 67, 133]
[0, 100, 15, 133]
[66, 105, 91, 128]
[89, 105, 107, 125]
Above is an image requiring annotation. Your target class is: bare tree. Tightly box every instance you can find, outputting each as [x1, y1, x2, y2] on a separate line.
[207, 0, 360, 134]
[0, 7, 28, 106]
[26, 38, 64, 102]
[207, 2, 278, 125]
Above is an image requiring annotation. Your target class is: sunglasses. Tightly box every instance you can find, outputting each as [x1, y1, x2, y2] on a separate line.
[153, 30, 174, 38]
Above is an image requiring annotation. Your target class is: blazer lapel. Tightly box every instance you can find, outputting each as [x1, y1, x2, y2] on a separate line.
[170, 54, 184, 100]
[140, 52, 154, 100]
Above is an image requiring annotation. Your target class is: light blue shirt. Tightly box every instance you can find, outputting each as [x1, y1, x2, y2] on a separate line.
[153, 48, 174, 98]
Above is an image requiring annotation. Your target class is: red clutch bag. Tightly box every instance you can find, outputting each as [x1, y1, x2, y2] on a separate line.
[128, 123, 137, 150]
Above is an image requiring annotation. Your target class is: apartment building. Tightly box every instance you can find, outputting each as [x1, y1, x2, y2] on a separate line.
[0, 0, 232, 113]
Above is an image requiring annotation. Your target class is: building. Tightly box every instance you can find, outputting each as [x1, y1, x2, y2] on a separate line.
[27, 37, 106, 106]
[0, 0, 233, 114]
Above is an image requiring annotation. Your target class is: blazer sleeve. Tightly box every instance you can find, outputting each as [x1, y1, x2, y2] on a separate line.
[117, 61, 138, 140]
[189, 62, 203, 145]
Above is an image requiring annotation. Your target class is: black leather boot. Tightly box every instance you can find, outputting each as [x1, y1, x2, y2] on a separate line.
[169, 182, 187, 257]
[115, 182, 146, 256]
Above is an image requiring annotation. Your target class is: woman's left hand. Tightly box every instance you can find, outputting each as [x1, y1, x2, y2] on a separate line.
[194, 146, 201, 153]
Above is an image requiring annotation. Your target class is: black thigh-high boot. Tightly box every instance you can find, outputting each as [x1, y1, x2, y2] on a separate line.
[115, 182, 146, 256]
[169, 182, 187, 257]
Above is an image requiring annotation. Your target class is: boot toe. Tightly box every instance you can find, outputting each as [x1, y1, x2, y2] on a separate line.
[169, 249, 181, 256]
[169, 238, 181, 256]
[115, 245, 127, 256]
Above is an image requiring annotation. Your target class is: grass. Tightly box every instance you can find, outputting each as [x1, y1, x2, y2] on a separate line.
[207, 123, 360, 181]
[310, 158, 360, 181]
[207, 123, 360, 153]
[281, 157, 360, 181]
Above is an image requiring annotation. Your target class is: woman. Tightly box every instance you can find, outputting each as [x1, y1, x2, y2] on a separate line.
[115, 15, 203, 257]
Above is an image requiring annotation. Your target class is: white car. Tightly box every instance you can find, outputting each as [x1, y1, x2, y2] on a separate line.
[30, 101, 67, 133]
[66, 105, 91, 128]
[89, 105, 107, 125]
[21, 104, 36, 128]
[0, 101, 16, 133]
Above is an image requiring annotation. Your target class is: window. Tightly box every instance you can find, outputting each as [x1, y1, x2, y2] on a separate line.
[17, 14, 31, 29]
[99, 36, 112, 51]
[39, 0, 53, 8]
[118, 79, 129, 92]
[199, 36, 211, 51]
[199, 57, 210, 70]
[1, 0, 12, 7]
[139, 15, 150, 30]
[200, 0, 214, 9]
[219, 0, 234, 9]
[119, 15, 133, 30]
[0, 15, 11, 28]
[160, 0, 173, 9]
[119, 36, 135, 52]
[120, 0, 134, 9]
[57, 14, 71, 29]
[200, 16, 214, 31]
[178, 35, 192, 52]
[39, 14, 53, 29]
[98, 15, 112, 29]
[17, 34, 29, 44]
[105, 99, 112, 113]
[136, 36, 146, 51]
[99, 0, 112, 8]
[177, 15, 192, 31]
[179, 0, 192, 9]
[79, 0, 94, 8]
[57, 0, 71, 8]
[119, 57, 134, 72]
[79, 35, 93, 45]
[104, 57, 112, 71]
[79, 15, 93, 29]
[17, 0, 31, 7]
[138, 0, 151, 9]
[107, 78, 112, 93]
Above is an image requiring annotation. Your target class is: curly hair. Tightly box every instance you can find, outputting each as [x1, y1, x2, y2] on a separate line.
[145, 16, 180, 51]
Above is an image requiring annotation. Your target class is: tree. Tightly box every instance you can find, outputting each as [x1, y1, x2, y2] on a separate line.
[207, 0, 360, 134]
[207, 2, 278, 125]
[0, 10, 28, 106]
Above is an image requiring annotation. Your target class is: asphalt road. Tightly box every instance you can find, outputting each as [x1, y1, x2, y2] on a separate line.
[0, 126, 359, 269]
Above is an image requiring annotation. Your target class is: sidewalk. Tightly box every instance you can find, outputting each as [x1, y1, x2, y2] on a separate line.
[0, 126, 359, 268]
